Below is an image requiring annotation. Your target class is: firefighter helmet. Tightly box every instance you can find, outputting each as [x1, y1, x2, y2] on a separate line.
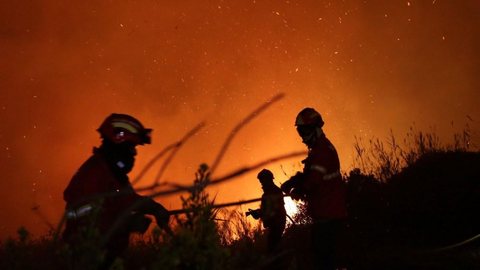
[97, 113, 152, 145]
[295, 107, 324, 127]
[257, 169, 274, 181]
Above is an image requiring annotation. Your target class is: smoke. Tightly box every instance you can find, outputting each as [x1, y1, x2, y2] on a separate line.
[0, 0, 479, 238]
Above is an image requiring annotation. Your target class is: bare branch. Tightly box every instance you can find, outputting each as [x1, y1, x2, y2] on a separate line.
[169, 197, 262, 215]
[207, 150, 306, 187]
[153, 122, 206, 185]
[210, 93, 285, 175]
[131, 144, 176, 185]
[131, 121, 205, 185]
[168, 193, 297, 216]
[140, 150, 306, 196]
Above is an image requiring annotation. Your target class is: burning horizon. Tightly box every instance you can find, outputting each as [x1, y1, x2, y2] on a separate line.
[1, 0, 479, 239]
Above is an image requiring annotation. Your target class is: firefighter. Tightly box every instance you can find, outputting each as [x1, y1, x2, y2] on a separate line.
[281, 108, 347, 270]
[247, 169, 286, 252]
[62, 113, 170, 269]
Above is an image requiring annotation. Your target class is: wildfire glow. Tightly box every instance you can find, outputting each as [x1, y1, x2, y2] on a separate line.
[0, 0, 478, 241]
[283, 196, 299, 218]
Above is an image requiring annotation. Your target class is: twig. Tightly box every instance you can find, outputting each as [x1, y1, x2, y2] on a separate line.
[169, 197, 263, 215]
[153, 122, 205, 185]
[131, 121, 205, 185]
[137, 150, 306, 195]
[210, 93, 285, 175]
[169, 194, 298, 217]
[131, 144, 176, 185]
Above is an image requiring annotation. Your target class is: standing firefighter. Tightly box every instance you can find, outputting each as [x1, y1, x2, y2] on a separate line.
[281, 108, 347, 270]
[62, 113, 170, 269]
[247, 169, 286, 252]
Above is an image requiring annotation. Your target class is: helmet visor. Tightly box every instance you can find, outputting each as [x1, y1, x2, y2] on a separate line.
[141, 128, 152, 144]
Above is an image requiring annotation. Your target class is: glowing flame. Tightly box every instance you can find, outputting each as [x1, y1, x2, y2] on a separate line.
[283, 196, 298, 218]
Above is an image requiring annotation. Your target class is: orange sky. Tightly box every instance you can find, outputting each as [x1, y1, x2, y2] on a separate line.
[0, 0, 479, 239]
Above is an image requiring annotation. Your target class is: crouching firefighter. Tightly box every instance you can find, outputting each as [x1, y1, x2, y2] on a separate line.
[62, 113, 171, 269]
[247, 169, 286, 253]
[281, 108, 347, 270]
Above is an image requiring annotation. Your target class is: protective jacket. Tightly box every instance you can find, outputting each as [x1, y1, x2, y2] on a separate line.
[63, 147, 166, 242]
[260, 183, 286, 229]
[301, 134, 347, 220]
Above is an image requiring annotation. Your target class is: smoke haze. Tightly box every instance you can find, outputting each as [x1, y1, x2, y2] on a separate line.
[0, 0, 479, 238]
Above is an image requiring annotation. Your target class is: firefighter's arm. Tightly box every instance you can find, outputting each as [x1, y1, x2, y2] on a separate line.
[126, 199, 172, 235]
[125, 193, 171, 234]
[152, 201, 170, 229]
[146, 198, 173, 235]
[281, 172, 303, 194]
[246, 208, 261, 220]
[122, 182, 170, 227]
[281, 172, 306, 200]
[154, 204, 173, 235]
[303, 164, 327, 193]
[139, 197, 170, 227]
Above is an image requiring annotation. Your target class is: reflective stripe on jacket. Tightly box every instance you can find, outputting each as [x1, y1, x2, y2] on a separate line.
[301, 134, 347, 220]
[63, 150, 142, 233]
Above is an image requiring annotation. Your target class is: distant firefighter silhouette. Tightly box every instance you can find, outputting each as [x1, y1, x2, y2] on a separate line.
[281, 108, 347, 270]
[62, 113, 170, 269]
[247, 169, 286, 252]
